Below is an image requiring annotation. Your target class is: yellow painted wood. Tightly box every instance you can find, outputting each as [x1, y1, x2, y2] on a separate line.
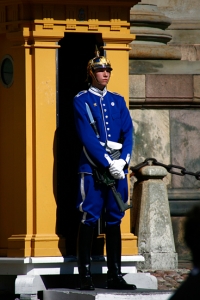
[0, 0, 139, 257]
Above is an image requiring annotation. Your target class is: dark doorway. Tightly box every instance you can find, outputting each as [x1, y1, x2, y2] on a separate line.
[56, 33, 103, 256]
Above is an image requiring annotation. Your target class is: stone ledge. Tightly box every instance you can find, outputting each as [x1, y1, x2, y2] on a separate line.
[129, 44, 181, 60]
[0, 256, 144, 275]
[39, 288, 172, 300]
[129, 60, 200, 75]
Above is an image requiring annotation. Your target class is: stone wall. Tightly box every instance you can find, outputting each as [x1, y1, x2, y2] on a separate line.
[130, 1, 200, 262]
[140, 0, 200, 60]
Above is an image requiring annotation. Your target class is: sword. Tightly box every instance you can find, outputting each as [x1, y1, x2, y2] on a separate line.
[93, 168, 132, 212]
[84, 103, 132, 212]
[85, 103, 121, 158]
[85, 102, 100, 138]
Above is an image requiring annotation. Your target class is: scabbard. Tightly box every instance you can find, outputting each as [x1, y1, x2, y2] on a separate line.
[110, 185, 132, 212]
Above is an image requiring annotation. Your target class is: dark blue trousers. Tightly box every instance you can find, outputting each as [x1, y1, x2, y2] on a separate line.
[77, 173, 128, 227]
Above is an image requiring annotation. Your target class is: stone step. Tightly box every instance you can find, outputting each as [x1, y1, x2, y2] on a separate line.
[39, 288, 173, 300]
[0, 256, 144, 276]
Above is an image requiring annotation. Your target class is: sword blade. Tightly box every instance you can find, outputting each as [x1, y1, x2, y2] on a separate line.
[85, 102, 100, 138]
[85, 103, 95, 124]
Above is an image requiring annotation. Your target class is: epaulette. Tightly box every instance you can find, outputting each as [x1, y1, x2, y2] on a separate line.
[75, 90, 88, 98]
[109, 91, 122, 97]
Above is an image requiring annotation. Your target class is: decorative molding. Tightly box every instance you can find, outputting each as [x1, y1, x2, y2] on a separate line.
[6, 30, 64, 46]
[6, 4, 18, 22]
[43, 5, 54, 19]
[168, 20, 200, 30]
[130, 4, 172, 45]
[65, 24, 76, 30]
[88, 7, 99, 21]
[0, 0, 139, 5]
[129, 44, 181, 60]
[7, 234, 32, 257]
[66, 6, 76, 21]
[43, 23, 54, 29]
[169, 188, 200, 216]
[0, 6, 6, 32]
[0, 3, 133, 35]
[129, 73, 200, 108]
[30, 44, 61, 49]
[129, 99, 200, 109]
[110, 25, 120, 31]
[168, 188, 200, 200]
[0, 6, 6, 22]
[88, 24, 98, 31]
[7, 234, 66, 257]
[103, 45, 132, 51]
[110, 7, 120, 21]
[6, 4, 19, 31]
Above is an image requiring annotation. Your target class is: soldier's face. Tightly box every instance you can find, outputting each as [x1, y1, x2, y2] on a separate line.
[92, 68, 111, 90]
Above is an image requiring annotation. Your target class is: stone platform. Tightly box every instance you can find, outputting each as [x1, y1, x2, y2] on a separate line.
[0, 256, 145, 299]
[0, 256, 144, 276]
[38, 288, 172, 300]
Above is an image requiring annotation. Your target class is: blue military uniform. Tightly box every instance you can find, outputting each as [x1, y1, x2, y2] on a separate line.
[73, 86, 134, 227]
[74, 52, 136, 291]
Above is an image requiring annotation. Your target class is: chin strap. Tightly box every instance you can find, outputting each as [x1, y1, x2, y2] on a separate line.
[90, 70, 101, 86]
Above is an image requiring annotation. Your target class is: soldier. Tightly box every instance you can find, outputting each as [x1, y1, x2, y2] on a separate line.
[73, 49, 136, 290]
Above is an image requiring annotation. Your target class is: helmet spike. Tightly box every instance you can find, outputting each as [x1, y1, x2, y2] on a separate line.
[94, 45, 100, 57]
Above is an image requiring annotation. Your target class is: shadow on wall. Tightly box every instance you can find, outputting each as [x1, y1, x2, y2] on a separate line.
[53, 32, 104, 256]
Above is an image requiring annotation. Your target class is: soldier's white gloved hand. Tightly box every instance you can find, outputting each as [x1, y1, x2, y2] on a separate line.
[111, 170, 125, 180]
[109, 159, 126, 176]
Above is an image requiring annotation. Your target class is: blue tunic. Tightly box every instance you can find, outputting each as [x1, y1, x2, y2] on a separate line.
[73, 86, 134, 226]
[73, 86, 134, 173]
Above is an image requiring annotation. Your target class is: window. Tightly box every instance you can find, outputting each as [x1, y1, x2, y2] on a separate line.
[0, 55, 14, 88]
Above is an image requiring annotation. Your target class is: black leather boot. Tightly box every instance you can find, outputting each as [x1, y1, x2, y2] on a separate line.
[77, 223, 95, 290]
[106, 225, 137, 290]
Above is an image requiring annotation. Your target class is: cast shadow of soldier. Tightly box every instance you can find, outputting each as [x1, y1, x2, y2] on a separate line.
[53, 107, 105, 258]
[53, 33, 105, 266]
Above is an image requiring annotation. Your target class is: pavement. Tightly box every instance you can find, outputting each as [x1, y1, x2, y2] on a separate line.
[147, 268, 191, 291]
[0, 271, 190, 300]
[37, 266, 192, 300]
[39, 288, 173, 300]
[0, 262, 193, 299]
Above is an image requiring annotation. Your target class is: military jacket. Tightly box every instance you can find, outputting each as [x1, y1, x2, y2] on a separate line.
[73, 86, 134, 174]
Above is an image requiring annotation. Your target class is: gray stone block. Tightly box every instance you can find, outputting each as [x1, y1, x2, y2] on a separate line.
[170, 109, 200, 189]
[194, 75, 200, 101]
[132, 166, 178, 270]
[15, 275, 46, 296]
[137, 253, 178, 270]
[171, 45, 200, 62]
[123, 273, 158, 289]
[146, 75, 193, 99]
[129, 44, 181, 60]
[168, 29, 200, 44]
[129, 75, 145, 99]
[130, 109, 171, 192]
[130, 109, 170, 169]
[129, 60, 200, 75]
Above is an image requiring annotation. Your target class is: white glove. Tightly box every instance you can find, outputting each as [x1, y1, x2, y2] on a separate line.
[109, 159, 126, 176]
[111, 170, 125, 180]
